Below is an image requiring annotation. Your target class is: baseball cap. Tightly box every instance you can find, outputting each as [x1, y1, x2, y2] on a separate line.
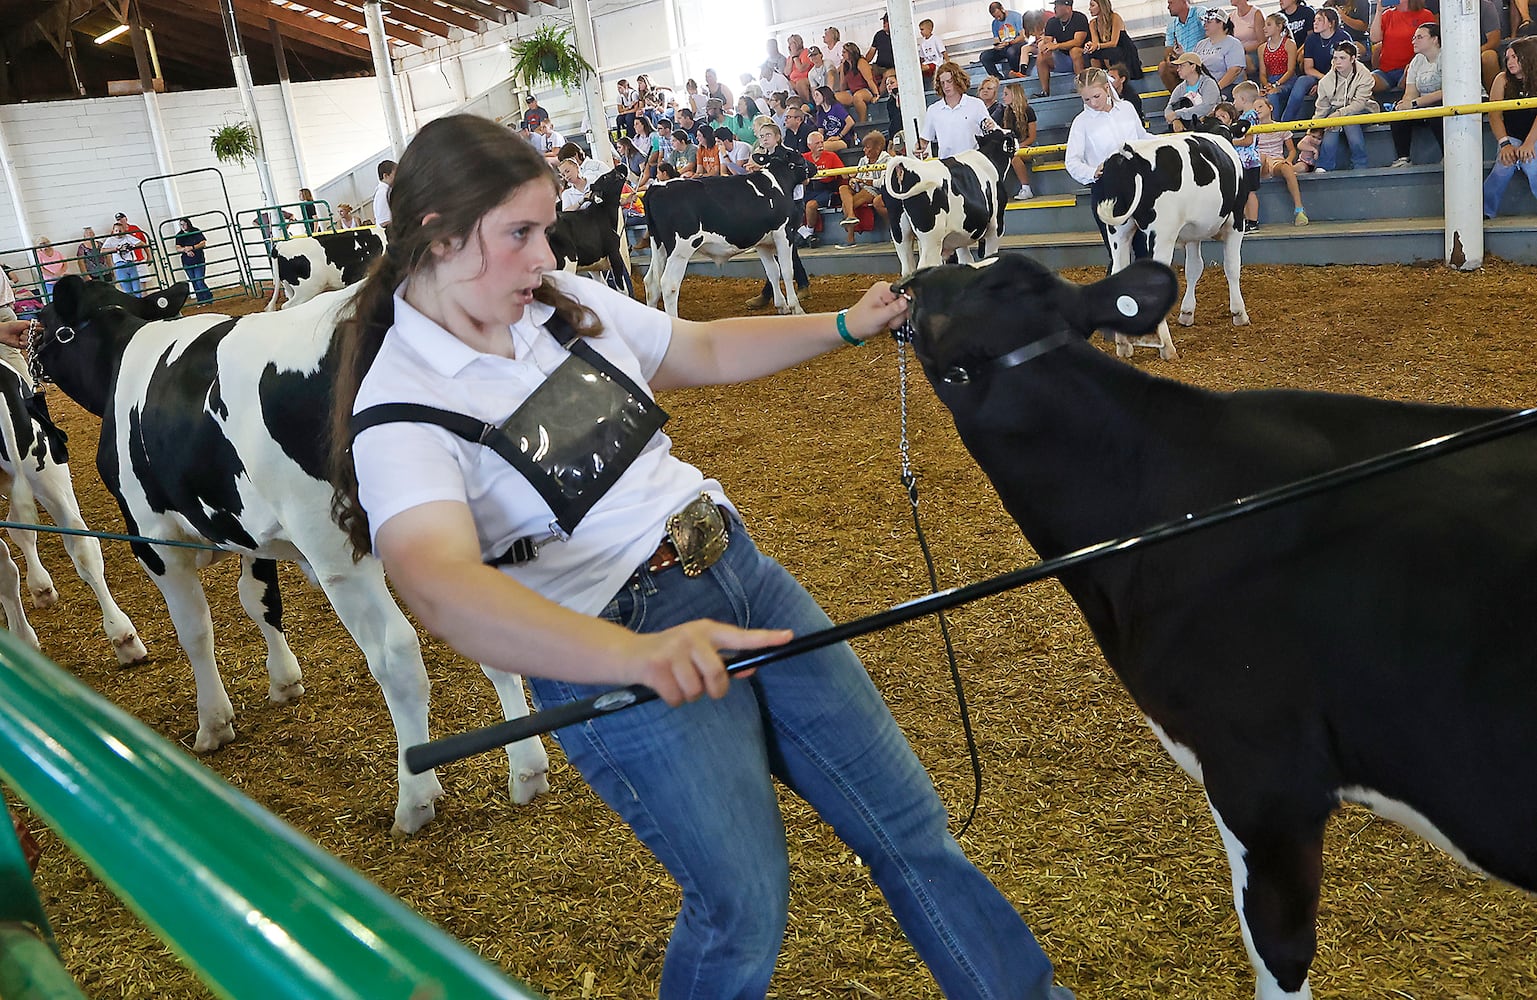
[114, 212, 127, 220]
[1203, 9, 1229, 21]
[1054, 0, 1074, 7]
[1173, 51, 1204, 65]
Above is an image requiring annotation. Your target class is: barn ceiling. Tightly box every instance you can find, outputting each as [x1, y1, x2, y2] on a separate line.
[0, 0, 546, 103]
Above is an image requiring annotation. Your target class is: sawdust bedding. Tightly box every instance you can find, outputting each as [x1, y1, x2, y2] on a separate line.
[13, 260, 1537, 999]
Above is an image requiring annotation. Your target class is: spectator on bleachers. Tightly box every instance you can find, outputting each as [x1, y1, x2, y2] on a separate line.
[781, 103, 815, 153]
[1260, 13, 1302, 117]
[1295, 127, 1325, 169]
[693, 127, 724, 176]
[1196, 10, 1249, 97]
[808, 46, 832, 92]
[1229, 0, 1268, 74]
[823, 26, 843, 58]
[984, 2, 1035, 80]
[615, 79, 641, 137]
[1389, 23, 1443, 166]
[1040, 0, 1090, 96]
[1329, 0, 1370, 40]
[1371, 0, 1436, 90]
[764, 92, 789, 130]
[1244, 85, 1312, 224]
[838, 130, 891, 244]
[521, 95, 550, 130]
[1000, 83, 1039, 197]
[759, 62, 794, 104]
[1164, 52, 1221, 130]
[801, 130, 847, 243]
[667, 130, 699, 177]
[1274, 8, 1352, 119]
[730, 96, 767, 145]
[716, 126, 753, 174]
[834, 41, 881, 123]
[532, 119, 564, 161]
[559, 141, 610, 184]
[617, 135, 648, 181]
[1160, 0, 1209, 90]
[680, 79, 706, 118]
[36, 239, 69, 299]
[1086, 0, 1141, 76]
[654, 161, 681, 182]
[705, 69, 733, 111]
[1476, 0, 1506, 90]
[1313, 41, 1375, 170]
[1213, 100, 1262, 231]
[1279, 0, 1317, 47]
[918, 19, 949, 84]
[918, 61, 993, 157]
[877, 68, 905, 141]
[867, 13, 896, 76]
[979, 75, 1008, 125]
[634, 76, 659, 124]
[634, 116, 663, 185]
[675, 108, 698, 137]
[1109, 61, 1145, 117]
[811, 86, 857, 150]
[557, 159, 595, 209]
[76, 227, 113, 284]
[1484, 8, 1536, 90]
[763, 37, 788, 79]
[1484, 36, 1537, 217]
[787, 35, 814, 103]
[1066, 67, 1152, 260]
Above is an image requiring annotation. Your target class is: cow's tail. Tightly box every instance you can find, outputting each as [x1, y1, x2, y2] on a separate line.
[883, 156, 943, 201]
[1095, 171, 1144, 229]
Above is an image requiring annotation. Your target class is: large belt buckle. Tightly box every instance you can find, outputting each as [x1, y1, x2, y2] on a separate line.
[666, 494, 729, 577]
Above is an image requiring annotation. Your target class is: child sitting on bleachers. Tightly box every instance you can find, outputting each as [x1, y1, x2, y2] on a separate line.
[1296, 128, 1325, 171]
[1244, 87, 1312, 225]
[1213, 99, 1263, 231]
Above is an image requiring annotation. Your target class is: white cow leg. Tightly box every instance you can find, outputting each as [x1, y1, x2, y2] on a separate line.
[1208, 798, 1323, 1000]
[478, 664, 551, 805]
[660, 247, 693, 318]
[5, 492, 56, 609]
[643, 242, 665, 308]
[235, 557, 305, 703]
[894, 216, 915, 277]
[146, 550, 237, 753]
[769, 233, 803, 314]
[307, 555, 444, 835]
[1224, 231, 1250, 326]
[0, 529, 40, 652]
[1178, 239, 1204, 328]
[28, 465, 147, 663]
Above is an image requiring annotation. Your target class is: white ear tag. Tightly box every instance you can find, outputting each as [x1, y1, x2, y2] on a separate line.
[1116, 295, 1139, 317]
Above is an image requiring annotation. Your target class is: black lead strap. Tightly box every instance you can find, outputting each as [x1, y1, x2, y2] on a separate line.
[404, 405, 1537, 775]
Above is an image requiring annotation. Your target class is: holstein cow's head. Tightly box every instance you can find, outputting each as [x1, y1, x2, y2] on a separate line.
[590, 165, 629, 204]
[974, 127, 1020, 179]
[892, 253, 1176, 392]
[36, 274, 188, 417]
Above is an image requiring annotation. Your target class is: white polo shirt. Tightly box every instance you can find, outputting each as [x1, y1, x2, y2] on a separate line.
[919, 94, 990, 157]
[352, 269, 729, 615]
[372, 180, 392, 227]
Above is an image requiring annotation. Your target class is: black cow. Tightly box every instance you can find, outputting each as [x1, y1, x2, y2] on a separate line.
[265, 226, 386, 311]
[549, 166, 634, 296]
[642, 152, 814, 316]
[35, 276, 550, 835]
[896, 253, 1537, 1000]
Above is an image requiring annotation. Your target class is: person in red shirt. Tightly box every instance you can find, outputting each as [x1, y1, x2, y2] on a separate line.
[1370, 0, 1436, 89]
[113, 212, 149, 263]
[800, 129, 846, 244]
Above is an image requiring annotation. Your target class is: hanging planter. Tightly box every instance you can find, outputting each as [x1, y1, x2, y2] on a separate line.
[509, 24, 594, 93]
[209, 120, 259, 166]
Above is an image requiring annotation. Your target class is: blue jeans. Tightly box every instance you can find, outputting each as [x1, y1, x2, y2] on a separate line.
[185, 262, 212, 303]
[1483, 156, 1537, 218]
[1271, 75, 1320, 122]
[527, 523, 1058, 1000]
[114, 262, 142, 296]
[981, 43, 1025, 78]
[1319, 124, 1368, 170]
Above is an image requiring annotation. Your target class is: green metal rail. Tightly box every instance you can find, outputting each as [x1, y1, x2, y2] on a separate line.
[0, 632, 545, 1000]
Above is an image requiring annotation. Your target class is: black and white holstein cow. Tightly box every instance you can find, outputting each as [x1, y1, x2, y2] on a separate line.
[883, 128, 1017, 277]
[265, 226, 386, 311]
[897, 253, 1537, 1000]
[548, 165, 633, 296]
[0, 362, 147, 665]
[36, 276, 549, 835]
[1093, 131, 1249, 360]
[643, 154, 814, 316]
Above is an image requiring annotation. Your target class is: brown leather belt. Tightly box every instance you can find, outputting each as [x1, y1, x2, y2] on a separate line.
[644, 538, 685, 574]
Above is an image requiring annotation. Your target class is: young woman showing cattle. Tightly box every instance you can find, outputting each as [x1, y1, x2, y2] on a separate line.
[1065, 67, 1151, 260]
[326, 113, 1076, 1000]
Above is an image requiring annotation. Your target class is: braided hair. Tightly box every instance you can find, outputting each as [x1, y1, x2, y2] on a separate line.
[328, 113, 599, 558]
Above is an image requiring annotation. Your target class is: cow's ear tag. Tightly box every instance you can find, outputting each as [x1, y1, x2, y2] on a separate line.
[155, 296, 169, 310]
[1116, 295, 1139, 317]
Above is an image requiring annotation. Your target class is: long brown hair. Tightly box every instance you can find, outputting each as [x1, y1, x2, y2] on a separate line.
[328, 113, 598, 558]
[1509, 36, 1537, 99]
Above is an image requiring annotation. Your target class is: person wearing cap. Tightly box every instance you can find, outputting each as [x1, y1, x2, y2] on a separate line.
[865, 13, 896, 76]
[1039, 0, 1091, 96]
[1164, 51, 1221, 129]
[983, 2, 1034, 80]
[1159, 0, 1209, 90]
[520, 95, 549, 131]
[113, 212, 150, 265]
[1194, 9, 1249, 97]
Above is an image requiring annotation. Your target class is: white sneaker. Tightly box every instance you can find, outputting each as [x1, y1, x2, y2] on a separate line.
[797, 225, 814, 239]
[1389, 156, 1412, 168]
[1018, 185, 1035, 199]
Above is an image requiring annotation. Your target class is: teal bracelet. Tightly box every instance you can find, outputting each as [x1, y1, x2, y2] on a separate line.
[836, 309, 863, 346]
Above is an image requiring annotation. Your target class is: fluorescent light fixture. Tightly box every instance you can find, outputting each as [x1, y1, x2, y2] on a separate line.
[94, 24, 129, 44]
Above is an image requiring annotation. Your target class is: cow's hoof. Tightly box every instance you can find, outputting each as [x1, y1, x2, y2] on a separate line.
[1115, 342, 1134, 358]
[391, 802, 437, 838]
[510, 767, 552, 805]
[113, 633, 149, 665]
[193, 721, 237, 754]
[29, 586, 58, 610]
[268, 679, 306, 704]
[1159, 346, 1179, 361]
[1177, 312, 1196, 327]
[392, 777, 445, 837]
[1232, 312, 1251, 327]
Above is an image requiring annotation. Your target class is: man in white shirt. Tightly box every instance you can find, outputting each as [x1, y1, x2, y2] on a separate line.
[917, 64, 992, 158]
[372, 159, 396, 228]
[716, 128, 753, 175]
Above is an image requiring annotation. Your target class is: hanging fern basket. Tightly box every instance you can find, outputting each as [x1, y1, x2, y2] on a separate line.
[209, 121, 259, 166]
[510, 24, 595, 93]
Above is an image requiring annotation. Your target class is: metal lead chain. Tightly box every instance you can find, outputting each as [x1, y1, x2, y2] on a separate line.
[896, 319, 915, 488]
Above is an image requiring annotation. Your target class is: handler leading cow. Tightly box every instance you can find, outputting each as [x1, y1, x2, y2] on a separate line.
[897, 253, 1537, 1000]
